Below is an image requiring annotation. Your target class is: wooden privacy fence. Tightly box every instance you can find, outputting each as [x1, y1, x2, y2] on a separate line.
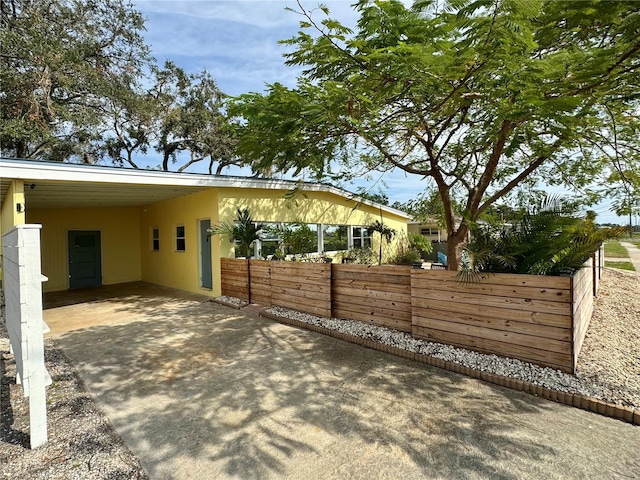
[220, 247, 604, 373]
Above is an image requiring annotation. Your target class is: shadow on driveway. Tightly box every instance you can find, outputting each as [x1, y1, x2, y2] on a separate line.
[48, 284, 640, 479]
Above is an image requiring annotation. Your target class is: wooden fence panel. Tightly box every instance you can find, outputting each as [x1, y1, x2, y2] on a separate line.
[332, 265, 412, 332]
[572, 260, 595, 368]
[270, 262, 331, 317]
[249, 260, 272, 305]
[220, 258, 249, 301]
[220, 257, 598, 374]
[411, 269, 574, 372]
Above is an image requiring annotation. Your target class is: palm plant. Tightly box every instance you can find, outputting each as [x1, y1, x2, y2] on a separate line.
[368, 220, 396, 265]
[208, 208, 263, 302]
[208, 208, 263, 258]
[461, 197, 624, 277]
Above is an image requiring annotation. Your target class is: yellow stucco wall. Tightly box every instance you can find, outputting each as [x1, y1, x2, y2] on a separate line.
[217, 187, 408, 260]
[139, 186, 407, 297]
[1, 180, 27, 281]
[1, 179, 26, 235]
[27, 207, 142, 292]
[139, 189, 220, 296]
[14, 182, 406, 296]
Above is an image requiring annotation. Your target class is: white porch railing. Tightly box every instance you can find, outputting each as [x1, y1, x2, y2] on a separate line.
[2, 224, 50, 448]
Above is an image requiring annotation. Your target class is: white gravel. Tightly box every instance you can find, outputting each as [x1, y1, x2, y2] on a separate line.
[214, 295, 249, 308]
[266, 268, 640, 409]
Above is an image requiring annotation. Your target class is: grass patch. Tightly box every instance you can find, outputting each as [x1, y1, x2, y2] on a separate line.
[605, 261, 636, 271]
[604, 241, 630, 258]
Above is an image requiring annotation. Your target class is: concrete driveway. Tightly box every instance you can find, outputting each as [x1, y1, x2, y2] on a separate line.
[46, 283, 640, 479]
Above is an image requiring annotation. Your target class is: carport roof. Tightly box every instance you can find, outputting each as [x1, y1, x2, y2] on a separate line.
[0, 158, 410, 217]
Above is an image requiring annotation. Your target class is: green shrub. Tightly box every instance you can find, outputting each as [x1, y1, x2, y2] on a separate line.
[387, 238, 422, 265]
[462, 198, 625, 276]
[338, 248, 376, 265]
[408, 232, 433, 259]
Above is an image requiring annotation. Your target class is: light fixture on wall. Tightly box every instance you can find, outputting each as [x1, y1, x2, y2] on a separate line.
[16, 203, 25, 213]
[29, 183, 36, 189]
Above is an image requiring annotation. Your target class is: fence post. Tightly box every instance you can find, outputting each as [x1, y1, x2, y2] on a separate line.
[329, 262, 334, 318]
[2, 224, 49, 448]
[592, 253, 597, 297]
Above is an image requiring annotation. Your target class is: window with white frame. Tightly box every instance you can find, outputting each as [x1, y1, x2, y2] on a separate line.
[152, 227, 160, 251]
[176, 225, 186, 251]
[351, 226, 372, 249]
[322, 225, 348, 251]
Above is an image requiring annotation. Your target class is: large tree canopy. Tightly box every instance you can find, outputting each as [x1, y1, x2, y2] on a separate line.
[230, 0, 640, 269]
[1, 0, 149, 160]
[1, 0, 239, 173]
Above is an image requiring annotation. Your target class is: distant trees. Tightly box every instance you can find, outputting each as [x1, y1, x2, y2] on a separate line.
[1, 0, 240, 173]
[1, 0, 149, 161]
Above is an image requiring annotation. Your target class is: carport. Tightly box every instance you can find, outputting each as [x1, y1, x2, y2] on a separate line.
[44, 283, 640, 479]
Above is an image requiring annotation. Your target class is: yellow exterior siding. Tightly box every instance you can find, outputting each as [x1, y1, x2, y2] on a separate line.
[1, 179, 26, 234]
[27, 207, 142, 292]
[1, 157, 408, 297]
[218, 187, 408, 260]
[0, 180, 27, 281]
[139, 189, 220, 296]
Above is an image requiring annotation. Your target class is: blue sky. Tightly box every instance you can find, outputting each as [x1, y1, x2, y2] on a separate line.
[132, 0, 628, 224]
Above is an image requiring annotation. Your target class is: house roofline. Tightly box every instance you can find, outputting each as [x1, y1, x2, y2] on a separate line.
[0, 158, 410, 219]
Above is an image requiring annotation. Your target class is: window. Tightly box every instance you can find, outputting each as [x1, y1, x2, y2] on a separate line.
[176, 225, 185, 251]
[257, 222, 320, 258]
[152, 227, 159, 251]
[421, 228, 438, 236]
[322, 225, 348, 251]
[352, 226, 372, 249]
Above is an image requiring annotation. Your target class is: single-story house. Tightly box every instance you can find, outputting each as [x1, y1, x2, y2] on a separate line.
[0, 158, 409, 296]
[407, 220, 448, 242]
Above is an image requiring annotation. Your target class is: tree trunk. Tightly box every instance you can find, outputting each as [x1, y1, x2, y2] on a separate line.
[446, 224, 469, 271]
[16, 140, 27, 159]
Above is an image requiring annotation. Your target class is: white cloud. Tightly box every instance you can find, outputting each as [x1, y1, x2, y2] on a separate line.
[135, 0, 360, 30]
[134, 1, 333, 94]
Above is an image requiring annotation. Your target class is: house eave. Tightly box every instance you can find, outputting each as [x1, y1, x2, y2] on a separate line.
[0, 158, 410, 218]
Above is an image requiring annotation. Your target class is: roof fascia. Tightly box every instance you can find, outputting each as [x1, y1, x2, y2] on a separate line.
[0, 158, 410, 219]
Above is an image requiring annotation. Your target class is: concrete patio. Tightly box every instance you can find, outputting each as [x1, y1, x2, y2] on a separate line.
[45, 283, 640, 479]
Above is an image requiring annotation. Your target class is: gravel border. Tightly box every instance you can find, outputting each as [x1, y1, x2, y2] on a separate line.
[211, 295, 249, 309]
